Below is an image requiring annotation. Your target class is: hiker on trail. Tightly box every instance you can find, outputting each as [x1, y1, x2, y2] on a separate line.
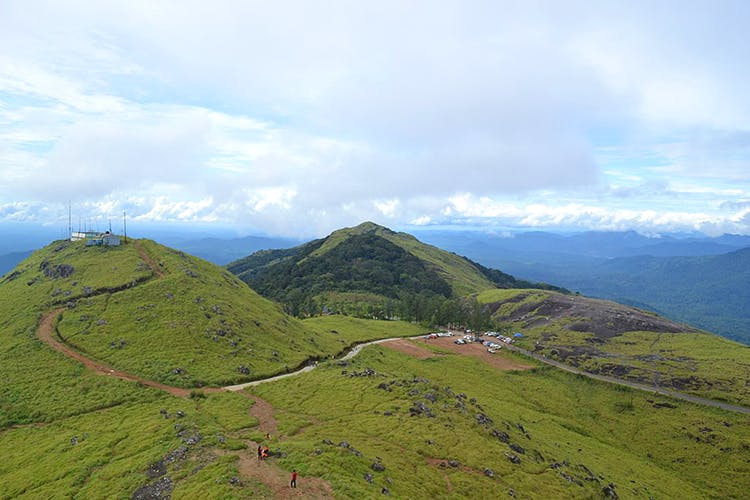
[290, 469, 297, 488]
[257, 445, 262, 460]
[262, 446, 269, 460]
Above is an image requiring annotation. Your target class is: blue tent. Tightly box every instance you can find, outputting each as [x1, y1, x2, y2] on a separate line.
[513, 332, 523, 338]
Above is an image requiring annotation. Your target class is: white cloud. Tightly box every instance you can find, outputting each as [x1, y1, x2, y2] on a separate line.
[0, 0, 749, 237]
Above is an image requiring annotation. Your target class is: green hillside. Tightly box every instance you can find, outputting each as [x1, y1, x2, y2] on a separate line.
[1, 238, 403, 391]
[228, 221, 561, 319]
[477, 288, 750, 405]
[3, 236, 750, 498]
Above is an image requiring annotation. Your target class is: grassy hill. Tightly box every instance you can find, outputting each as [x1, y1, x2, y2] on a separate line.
[476, 288, 750, 405]
[249, 341, 750, 499]
[227, 221, 562, 318]
[3, 236, 750, 498]
[1, 238, 430, 391]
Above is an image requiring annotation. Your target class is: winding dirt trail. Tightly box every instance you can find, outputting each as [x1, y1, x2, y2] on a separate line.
[37, 309, 195, 397]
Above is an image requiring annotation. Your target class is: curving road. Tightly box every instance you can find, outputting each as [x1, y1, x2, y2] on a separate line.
[502, 343, 750, 415]
[33, 241, 750, 414]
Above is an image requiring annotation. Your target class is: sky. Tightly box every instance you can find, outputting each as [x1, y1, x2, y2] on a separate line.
[1, 0, 749, 238]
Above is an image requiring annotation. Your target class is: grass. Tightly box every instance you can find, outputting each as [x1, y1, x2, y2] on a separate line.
[4, 239, 749, 498]
[302, 315, 430, 346]
[476, 288, 750, 405]
[249, 343, 750, 499]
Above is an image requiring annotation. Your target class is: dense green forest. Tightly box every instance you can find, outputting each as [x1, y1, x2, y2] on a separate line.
[227, 224, 564, 330]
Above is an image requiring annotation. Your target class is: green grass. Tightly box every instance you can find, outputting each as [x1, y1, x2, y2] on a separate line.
[476, 288, 750, 405]
[0, 388, 263, 499]
[302, 315, 430, 346]
[249, 343, 750, 499]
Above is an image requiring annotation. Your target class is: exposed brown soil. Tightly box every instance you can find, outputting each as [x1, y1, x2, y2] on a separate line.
[36, 308, 203, 398]
[384, 339, 439, 359]
[233, 446, 334, 499]
[386, 336, 533, 371]
[248, 395, 278, 436]
[134, 240, 165, 277]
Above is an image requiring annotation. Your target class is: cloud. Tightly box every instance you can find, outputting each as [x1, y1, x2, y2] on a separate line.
[0, 1, 749, 237]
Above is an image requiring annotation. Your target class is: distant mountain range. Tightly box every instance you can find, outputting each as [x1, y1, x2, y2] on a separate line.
[411, 230, 750, 344]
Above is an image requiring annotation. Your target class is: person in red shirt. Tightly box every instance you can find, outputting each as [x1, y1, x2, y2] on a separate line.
[290, 469, 297, 488]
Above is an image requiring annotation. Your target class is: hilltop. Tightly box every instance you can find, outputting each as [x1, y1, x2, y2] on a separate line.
[0, 238, 424, 391]
[227, 221, 562, 318]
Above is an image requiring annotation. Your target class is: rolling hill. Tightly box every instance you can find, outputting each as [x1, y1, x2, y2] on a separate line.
[227, 221, 563, 318]
[0, 237, 420, 391]
[2, 234, 750, 498]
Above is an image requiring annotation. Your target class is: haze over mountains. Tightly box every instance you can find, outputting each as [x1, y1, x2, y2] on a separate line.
[411, 230, 750, 344]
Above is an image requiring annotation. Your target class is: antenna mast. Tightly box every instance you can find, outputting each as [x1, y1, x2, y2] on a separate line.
[68, 201, 72, 239]
[123, 211, 128, 243]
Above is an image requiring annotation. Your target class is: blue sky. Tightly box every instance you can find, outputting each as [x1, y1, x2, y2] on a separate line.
[1, 0, 749, 238]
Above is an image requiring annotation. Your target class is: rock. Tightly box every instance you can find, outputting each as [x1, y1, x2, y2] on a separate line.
[476, 413, 493, 427]
[506, 454, 521, 464]
[424, 392, 438, 403]
[175, 410, 185, 418]
[146, 460, 167, 479]
[164, 446, 188, 463]
[491, 429, 510, 443]
[172, 368, 185, 375]
[70, 436, 78, 445]
[371, 462, 386, 472]
[322, 439, 334, 446]
[381, 487, 390, 495]
[509, 488, 515, 497]
[229, 476, 242, 486]
[237, 365, 250, 375]
[509, 443, 525, 454]
[409, 401, 435, 417]
[182, 433, 201, 445]
[447, 460, 460, 468]
[602, 483, 618, 499]
[484, 468, 494, 478]
[132, 477, 173, 500]
[364, 472, 373, 483]
[383, 411, 393, 416]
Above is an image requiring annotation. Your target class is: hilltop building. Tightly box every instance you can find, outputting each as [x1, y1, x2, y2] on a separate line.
[71, 231, 121, 246]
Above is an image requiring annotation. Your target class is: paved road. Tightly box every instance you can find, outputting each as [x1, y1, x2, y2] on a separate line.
[503, 343, 750, 415]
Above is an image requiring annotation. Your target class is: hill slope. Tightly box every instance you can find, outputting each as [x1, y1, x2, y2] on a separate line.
[0, 238, 379, 390]
[227, 222, 562, 317]
[477, 288, 750, 405]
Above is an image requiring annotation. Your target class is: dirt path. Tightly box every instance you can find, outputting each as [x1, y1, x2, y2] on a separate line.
[387, 337, 534, 371]
[232, 447, 334, 499]
[134, 240, 164, 277]
[248, 395, 278, 436]
[37, 308, 200, 398]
